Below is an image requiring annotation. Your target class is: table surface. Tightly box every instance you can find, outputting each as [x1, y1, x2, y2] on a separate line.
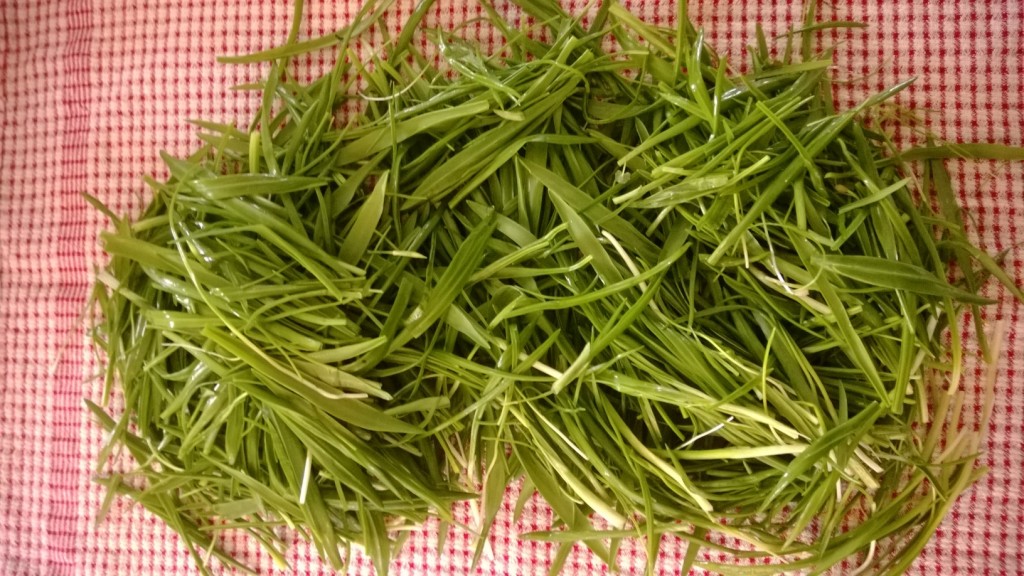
[2, 1, 1022, 574]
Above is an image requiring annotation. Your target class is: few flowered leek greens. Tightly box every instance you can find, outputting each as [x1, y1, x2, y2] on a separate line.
[87, 0, 1024, 574]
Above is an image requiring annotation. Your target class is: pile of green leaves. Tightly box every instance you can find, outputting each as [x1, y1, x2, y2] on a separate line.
[88, 0, 1024, 574]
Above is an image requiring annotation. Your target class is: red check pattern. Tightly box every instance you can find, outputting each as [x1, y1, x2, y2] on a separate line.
[1, 1, 1021, 574]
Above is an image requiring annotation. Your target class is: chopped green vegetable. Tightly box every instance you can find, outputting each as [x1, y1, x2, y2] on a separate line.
[89, 1, 1023, 575]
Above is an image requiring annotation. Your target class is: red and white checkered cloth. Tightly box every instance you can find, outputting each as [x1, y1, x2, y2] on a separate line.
[1, 0, 1021, 574]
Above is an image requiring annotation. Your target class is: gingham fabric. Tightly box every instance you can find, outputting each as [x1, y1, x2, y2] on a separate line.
[1, 1, 1021, 574]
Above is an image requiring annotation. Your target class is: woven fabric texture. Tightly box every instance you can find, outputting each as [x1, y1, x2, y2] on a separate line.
[1, 0, 1021, 574]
